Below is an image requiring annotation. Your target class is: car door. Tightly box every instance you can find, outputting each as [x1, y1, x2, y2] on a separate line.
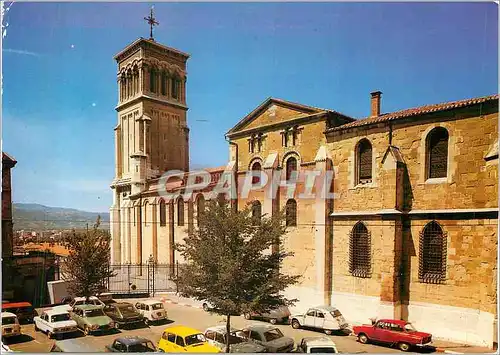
[303, 309, 316, 327]
[205, 330, 219, 349]
[314, 311, 326, 329]
[372, 321, 391, 343]
[165, 332, 176, 352]
[40, 313, 49, 332]
[249, 330, 263, 344]
[215, 332, 226, 350]
[174, 335, 186, 352]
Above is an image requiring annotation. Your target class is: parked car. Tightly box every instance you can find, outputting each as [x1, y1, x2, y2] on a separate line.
[353, 319, 432, 352]
[295, 337, 338, 353]
[97, 293, 116, 305]
[1, 312, 21, 338]
[157, 325, 220, 353]
[290, 306, 348, 335]
[2, 341, 14, 352]
[204, 325, 267, 353]
[103, 302, 144, 329]
[244, 306, 291, 325]
[1, 302, 35, 323]
[34, 309, 78, 339]
[69, 305, 114, 335]
[53, 296, 104, 313]
[105, 336, 157, 352]
[239, 324, 294, 353]
[135, 300, 167, 325]
[50, 338, 102, 352]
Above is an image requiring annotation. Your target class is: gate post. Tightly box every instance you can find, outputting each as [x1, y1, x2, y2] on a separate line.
[127, 263, 131, 295]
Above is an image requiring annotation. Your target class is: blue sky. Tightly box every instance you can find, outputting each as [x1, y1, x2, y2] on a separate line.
[3, 2, 497, 212]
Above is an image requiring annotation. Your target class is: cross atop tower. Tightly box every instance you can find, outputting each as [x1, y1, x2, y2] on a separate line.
[144, 6, 159, 41]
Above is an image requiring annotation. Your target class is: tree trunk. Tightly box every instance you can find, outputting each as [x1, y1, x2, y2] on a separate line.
[225, 314, 231, 353]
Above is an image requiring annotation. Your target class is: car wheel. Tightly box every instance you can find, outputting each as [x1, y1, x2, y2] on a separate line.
[324, 329, 333, 335]
[269, 318, 277, 325]
[115, 322, 120, 330]
[358, 333, 369, 344]
[144, 319, 149, 326]
[83, 326, 90, 336]
[398, 342, 410, 352]
[34, 324, 39, 332]
[203, 303, 209, 312]
[291, 319, 301, 329]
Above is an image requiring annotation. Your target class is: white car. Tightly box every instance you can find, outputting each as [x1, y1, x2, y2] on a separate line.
[134, 300, 167, 325]
[34, 309, 78, 339]
[53, 296, 104, 313]
[291, 306, 348, 335]
[296, 336, 338, 353]
[1, 312, 21, 338]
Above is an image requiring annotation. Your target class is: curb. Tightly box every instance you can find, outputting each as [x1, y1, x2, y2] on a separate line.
[160, 297, 203, 310]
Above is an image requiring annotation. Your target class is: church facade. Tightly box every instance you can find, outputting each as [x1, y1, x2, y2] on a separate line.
[110, 36, 498, 348]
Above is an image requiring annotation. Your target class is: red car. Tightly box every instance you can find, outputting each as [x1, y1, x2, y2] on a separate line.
[353, 319, 432, 352]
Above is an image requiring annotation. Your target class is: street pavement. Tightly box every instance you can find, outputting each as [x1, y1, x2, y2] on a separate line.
[4, 296, 494, 354]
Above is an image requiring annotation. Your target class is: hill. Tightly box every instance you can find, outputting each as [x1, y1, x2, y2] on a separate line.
[13, 203, 110, 231]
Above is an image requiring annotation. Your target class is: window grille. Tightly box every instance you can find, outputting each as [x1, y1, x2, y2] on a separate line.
[427, 128, 448, 179]
[349, 222, 371, 278]
[286, 157, 298, 180]
[419, 221, 447, 283]
[159, 200, 166, 227]
[251, 201, 262, 225]
[357, 139, 372, 184]
[285, 199, 297, 227]
[177, 198, 184, 226]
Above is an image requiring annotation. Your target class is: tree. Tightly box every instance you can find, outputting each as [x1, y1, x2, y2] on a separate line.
[176, 200, 300, 353]
[62, 216, 116, 300]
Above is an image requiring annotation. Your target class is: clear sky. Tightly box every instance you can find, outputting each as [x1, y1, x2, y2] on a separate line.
[3, 2, 497, 212]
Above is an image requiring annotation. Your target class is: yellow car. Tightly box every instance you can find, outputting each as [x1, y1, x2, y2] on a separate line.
[158, 325, 220, 353]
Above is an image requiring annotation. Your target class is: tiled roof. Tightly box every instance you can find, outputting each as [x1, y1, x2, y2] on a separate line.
[328, 94, 499, 132]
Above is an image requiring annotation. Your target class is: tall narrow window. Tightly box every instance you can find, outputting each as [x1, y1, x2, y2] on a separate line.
[196, 195, 205, 226]
[427, 127, 449, 179]
[357, 139, 372, 184]
[172, 78, 179, 99]
[349, 222, 371, 278]
[150, 68, 157, 93]
[419, 221, 447, 283]
[251, 161, 262, 185]
[161, 72, 167, 95]
[144, 201, 149, 227]
[285, 199, 297, 227]
[286, 157, 298, 180]
[251, 201, 262, 225]
[177, 198, 184, 226]
[159, 200, 166, 227]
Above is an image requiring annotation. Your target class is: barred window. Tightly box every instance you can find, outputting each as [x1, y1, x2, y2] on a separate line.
[285, 199, 297, 227]
[149, 68, 157, 93]
[197, 195, 205, 226]
[357, 139, 372, 184]
[177, 198, 184, 226]
[427, 127, 448, 179]
[159, 200, 166, 227]
[251, 201, 262, 225]
[419, 221, 447, 283]
[286, 157, 298, 180]
[349, 222, 371, 278]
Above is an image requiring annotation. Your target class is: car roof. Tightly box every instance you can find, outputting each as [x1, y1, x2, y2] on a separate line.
[244, 324, 279, 331]
[54, 338, 100, 352]
[1, 312, 17, 318]
[164, 325, 203, 337]
[301, 337, 337, 346]
[312, 305, 339, 312]
[115, 336, 153, 346]
[44, 309, 69, 316]
[1, 302, 32, 309]
[74, 296, 99, 301]
[74, 304, 103, 311]
[205, 325, 239, 333]
[139, 299, 163, 305]
[114, 302, 134, 307]
[378, 319, 409, 326]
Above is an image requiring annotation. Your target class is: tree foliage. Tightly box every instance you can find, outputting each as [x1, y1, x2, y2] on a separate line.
[175, 200, 300, 352]
[62, 217, 116, 299]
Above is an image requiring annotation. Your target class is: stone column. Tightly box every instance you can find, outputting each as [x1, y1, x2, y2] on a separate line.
[152, 202, 158, 262]
[136, 205, 142, 265]
[168, 201, 175, 274]
[114, 125, 121, 178]
[139, 65, 144, 94]
[110, 190, 121, 265]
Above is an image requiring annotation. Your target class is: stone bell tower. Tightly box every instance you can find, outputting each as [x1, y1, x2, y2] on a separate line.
[110, 9, 190, 264]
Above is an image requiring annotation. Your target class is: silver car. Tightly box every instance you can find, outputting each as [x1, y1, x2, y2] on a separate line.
[243, 305, 291, 324]
[239, 324, 294, 353]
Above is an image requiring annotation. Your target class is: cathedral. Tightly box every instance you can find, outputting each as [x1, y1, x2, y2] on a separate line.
[110, 32, 498, 348]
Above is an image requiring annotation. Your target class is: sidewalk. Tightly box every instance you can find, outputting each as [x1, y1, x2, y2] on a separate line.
[153, 292, 495, 354]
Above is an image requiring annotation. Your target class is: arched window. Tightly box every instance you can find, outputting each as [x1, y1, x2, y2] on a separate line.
[161, 72, 167, 95]
[177, 198, 184, 226]
[251, 201, 262, 225]
[419, 221, 447, 283]
[285, 199, 297, 227]
[159, 200, 166, 227]
[172, 77, 179, 99]
[357, 139, 372, 184]
[349, 222, 371, 278]
[285, 157, 298, 181]
[149, 68, 157, 93]
[144, 201, 149, 226]
[251, 161, 262, 185]
[426, 127, 449, 179]
[196, 195, 205, 226]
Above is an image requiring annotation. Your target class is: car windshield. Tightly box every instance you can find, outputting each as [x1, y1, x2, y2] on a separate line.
[404, 323, 417, 332]
[118, 305, 136, 313]
[310, 347, 337, 353]
[151, 303, 163, 310]
[128, 342, 156, 352]
[2, 316, 16, 325]
[51, 314, 70, 322]
[330, 310, 342, 318]
[84, 309, 104, 317]
[264, 328, 284, 342]
[185, 333, 206, 346]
